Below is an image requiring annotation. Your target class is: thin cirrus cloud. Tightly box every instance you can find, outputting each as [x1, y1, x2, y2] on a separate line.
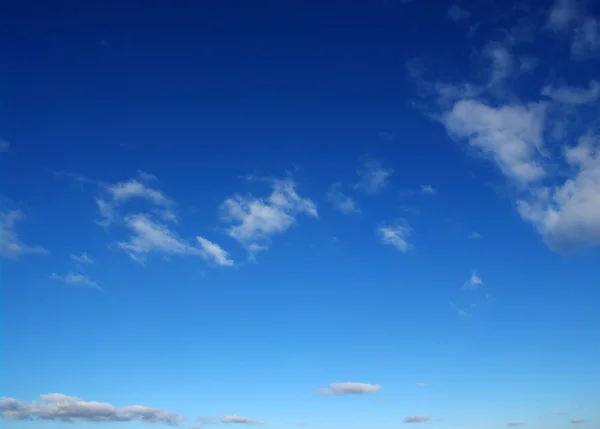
[507, 422, 525, 426]
[0, 209, 48, 260]
[0, 393, 184, 424]
[221, 415, 263, 424]
[326, 182, 361, 214]
[50, 272, 101, 291]
[377, 221, 412, 252]
[354, 159, 394, 194]
[571, 418, 585, 423]
[318, 382, 382, 395]
[404, 416, 430, 423]
[197, 236, 235, 267]
[70, 252, 93, 264]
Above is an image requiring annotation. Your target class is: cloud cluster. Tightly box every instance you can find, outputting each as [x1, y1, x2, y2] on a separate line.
[0, 394, 184, 424]
[318, 382, 382, 395]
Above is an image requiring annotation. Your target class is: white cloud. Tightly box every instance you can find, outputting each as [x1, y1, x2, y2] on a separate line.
[571, 418, 585, 423]
[0, 138, 9, 153]
[354, 160, 394, 194]
[462, 271, 483, 291]
[0, 393, 184, 424]
[468, 231, 482, 239]
[415, 383, 427, 387]
[571, 17, 600, 58]
[326, 182, 361, 214]
[196, 237, 234, 267]
[70, 252, 93, 264]
[443, 99, 547, 185]
[220, 178, 317, 250]
[50, 272, 101, 290]
[378, 221, 411, 252]
[420, 185, 436, 194]
[507, 422, 525, 426]
[484, 44, 515, 85]
[546, 0, 581, 31]
[0, 210, 48, 259]
[404, 416, 430, 423]
[542, 81, 600, 105]
[221, 415, 263, 424]
[447, 4, 470, 23]
[517, 135, 600, 250]
[318, 382, 382, 395]
[118, 214, 199, 263]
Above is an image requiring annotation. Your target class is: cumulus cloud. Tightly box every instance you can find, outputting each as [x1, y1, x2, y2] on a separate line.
[354, 160, 394, 194]
[377, 221, 411, 252]
[326, 182, 361, 214]
[0, 209, 48, 259]
[50, 272, 101, 290]
[404, 416, 430, 423]
[196, 237, 234, 267]
[220, 177, 317, 252]
[468, 231, 482, 239]
[70, 252, 93, 264]
[0, 394, 184, 424]
[318, 382, 382, 395]
[221, 415, 263, 424]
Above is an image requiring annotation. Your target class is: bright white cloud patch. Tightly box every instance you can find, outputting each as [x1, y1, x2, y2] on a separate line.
[404, 416, 430, 423]
[220, 178, 317, 252]
[0, 210, 48, 259]
[221, 415, 263, 424]
[443, 100, 547, 185]
[326, 182, 361, 214]
[318, 382, 382, 395]
[354, 160, 394, 194]
[0, 394, 184, 424]
[50, 272, 101, 290]
[196, 236, 234, 267]
[70, 252, 93, 264]
[542, 81, 600, 105]
[118, 214, 199, 263]
[378, 221, 411, 252]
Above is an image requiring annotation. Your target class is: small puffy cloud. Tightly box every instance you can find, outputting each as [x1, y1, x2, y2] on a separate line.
[542, 81, 600, 105]
[443, 100, 547, 185]
[378, 221, 411, 252]
[546, 0, 581, 31]
[463, 271, 483, 290]
[447, 4, 470, 22]
[0, 138, 9, 153]
[571, 17, 600, 59]
[571, 418, 585, 423]
[0, 210, 48, 259]
[354, 160, 394, 194]
[507, 422, 525, 426]
[415, 383, 426, 387]
[404, 416, 430, 423]
[50, 273, 101, 290]
[483, 43, 515, 85]
[420, 185, 436, 194]
[118, 214, 199, 263]
[221, 415, 263, 424]
[196, 237, 234, 267]
[70, 252, 93, 264]
[468, 231, 482, 239]
[220, 177, 317, 250]
[326, 182, 361, 214]
[0, 393, 184, 424]
[318, 382, 382, 395]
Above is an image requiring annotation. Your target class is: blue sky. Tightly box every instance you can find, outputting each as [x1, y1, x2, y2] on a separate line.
[2, 0, 600, 428]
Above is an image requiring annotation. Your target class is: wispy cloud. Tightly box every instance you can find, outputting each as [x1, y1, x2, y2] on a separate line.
[326, 182, 361, 214]
[571, 418, 585, 423]
[378, 221, 412, 252]
[220, 177, 317, 254]
[468, 231, 482, 239]
[420, 185, 436, 194]
[354, 160, 394, 194]
[447, 4, 470, 23]
[70, 252, 93, 264]
[0, 209, 48, 259]
[404, 416, 430, 423]
[463, 271, 483, 290]
[0, 394, 183, 423]
[196, 236, 234, 267]
[542, 81, 600, 105]
[50, 272, 101, 290]
[318, 382, 382, 395]
[0, 138, 9, 153]
[221, 415, 263, 424]
[507, 422, 525, 426]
